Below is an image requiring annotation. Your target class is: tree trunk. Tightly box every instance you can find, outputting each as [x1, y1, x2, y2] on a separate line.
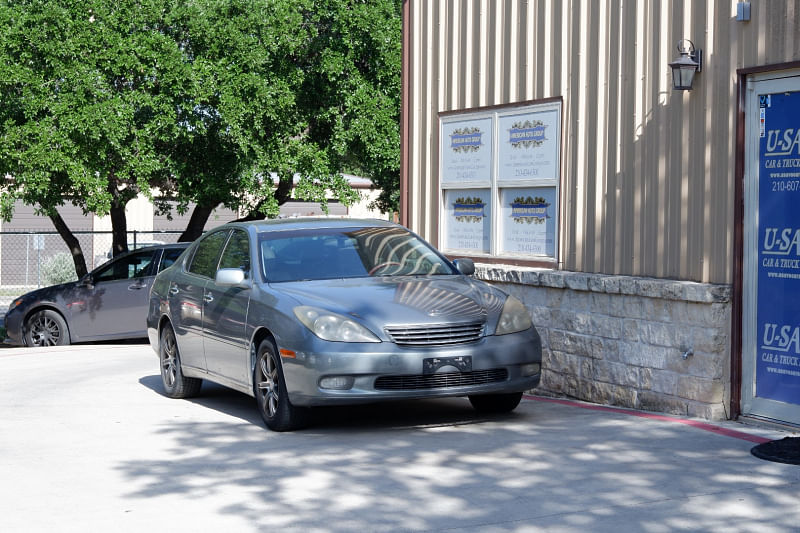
[49, 210, 88, 279]
[235, 177, 293, 222]
[109, 201, 129, 258]
[274, 176, 294, 206]
[179, 203, 217, 242]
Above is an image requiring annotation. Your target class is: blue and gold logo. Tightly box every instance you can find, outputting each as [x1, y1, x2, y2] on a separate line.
[510, 196, 550, 224]
[450, 127, 483, 153]
[453, 197, 486, 222]
[509, 120, 546, 148]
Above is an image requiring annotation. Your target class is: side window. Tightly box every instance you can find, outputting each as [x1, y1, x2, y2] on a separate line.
[218, 230, 251, 274]
[158, 247, 186, 272]
[188, 231, 229, 279]
[94, 251, 155, 283]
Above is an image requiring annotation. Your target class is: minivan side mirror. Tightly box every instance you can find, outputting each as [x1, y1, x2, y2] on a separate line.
[453, 258, 475, 276]
[215, 268, 248, 287]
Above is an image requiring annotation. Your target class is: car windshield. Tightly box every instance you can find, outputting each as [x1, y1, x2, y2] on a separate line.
[259, 226, 458, 282]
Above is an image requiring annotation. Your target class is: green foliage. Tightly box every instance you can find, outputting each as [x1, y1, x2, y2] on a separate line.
[41, 252, 78, 286]
[0, 0, 402, 223]
[300, 0, 402, 213]
[0, 0, 185, 220]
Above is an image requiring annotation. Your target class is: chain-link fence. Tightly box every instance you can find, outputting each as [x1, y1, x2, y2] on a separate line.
[0, 230, 184, 309]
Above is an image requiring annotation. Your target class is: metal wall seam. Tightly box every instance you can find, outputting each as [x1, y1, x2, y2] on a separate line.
[403, 0, 799, 283]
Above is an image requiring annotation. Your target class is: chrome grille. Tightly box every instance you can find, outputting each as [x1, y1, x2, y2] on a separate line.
[374, 369, 508, 391]
[385, 322, 484, 347]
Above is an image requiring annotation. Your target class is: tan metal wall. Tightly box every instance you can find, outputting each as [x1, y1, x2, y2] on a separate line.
[404, 0, 800, 283]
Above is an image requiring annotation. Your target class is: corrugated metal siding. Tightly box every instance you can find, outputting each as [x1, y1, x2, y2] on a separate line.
[405, 0, 800, 283]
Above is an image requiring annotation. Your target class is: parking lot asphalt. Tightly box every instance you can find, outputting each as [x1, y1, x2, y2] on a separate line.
[0, 344, 798, 533]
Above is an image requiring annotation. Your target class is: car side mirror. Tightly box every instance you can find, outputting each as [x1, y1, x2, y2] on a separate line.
[215, 268, 248, 288]
[453, 258, 475, 276]
[79, 274, 94, 288]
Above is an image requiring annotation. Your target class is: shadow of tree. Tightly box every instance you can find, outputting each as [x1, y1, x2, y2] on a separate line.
[127, 375, 800, 531]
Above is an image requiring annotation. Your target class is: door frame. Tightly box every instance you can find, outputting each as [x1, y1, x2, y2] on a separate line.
[733, 61, 800, 425]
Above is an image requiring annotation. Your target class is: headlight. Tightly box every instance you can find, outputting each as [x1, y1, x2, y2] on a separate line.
[294, 306, 380, 343]
[495, 295, 532, 335]
[7, 298, 25, 313]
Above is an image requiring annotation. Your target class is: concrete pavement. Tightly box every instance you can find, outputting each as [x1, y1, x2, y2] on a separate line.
[0, 344, 798, 532]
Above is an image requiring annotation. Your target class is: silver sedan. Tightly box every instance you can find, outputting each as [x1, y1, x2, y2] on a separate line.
[3, 243, 188, 346]
[147, 219, 542, 431]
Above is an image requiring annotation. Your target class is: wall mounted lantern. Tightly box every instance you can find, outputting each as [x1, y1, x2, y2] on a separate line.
[668, 39, 702, 91]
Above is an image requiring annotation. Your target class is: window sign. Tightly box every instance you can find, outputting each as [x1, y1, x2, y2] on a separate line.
[440, 117, 493, 185]
[499, 187, 556, 256]
[498, 109, 561, 183]
[755, 90, 800, 407]
[440, 100, 561, 261]
[443, 189, 491, 253]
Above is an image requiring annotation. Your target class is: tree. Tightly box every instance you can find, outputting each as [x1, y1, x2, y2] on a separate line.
[301, 0, 402, 215]
[163, 0, 402, 239]
[0, 0, 401, 269]
[1, 0, 191, 273]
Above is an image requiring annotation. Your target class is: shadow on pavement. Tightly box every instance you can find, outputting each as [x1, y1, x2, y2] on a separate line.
[139, 374, 519, 431]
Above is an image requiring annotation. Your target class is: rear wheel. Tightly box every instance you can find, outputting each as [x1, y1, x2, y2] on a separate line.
[468, 392, 523, 413]
[25, 310, 70, 346]
[160, 324, 202, 398]
[254, 339, 309, 431]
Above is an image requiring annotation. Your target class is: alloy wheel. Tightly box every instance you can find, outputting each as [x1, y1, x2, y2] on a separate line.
[257, 352, 280, 419]
[161, 331, 178, 387]
[29, 314, 62, 346]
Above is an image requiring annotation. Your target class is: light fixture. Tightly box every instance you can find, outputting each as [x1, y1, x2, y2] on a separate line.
[668, 39, 702, 91]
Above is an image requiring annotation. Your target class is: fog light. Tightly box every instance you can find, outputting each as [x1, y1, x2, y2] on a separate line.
[521, 363, 541, 377]
[319, 376, 354, 390]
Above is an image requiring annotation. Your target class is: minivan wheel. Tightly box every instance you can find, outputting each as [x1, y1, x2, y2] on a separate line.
[160, 324, 202, 398]
[254, 339, 309, 431]
[468, 392, 523, 413]
[25, 309, 70, 346]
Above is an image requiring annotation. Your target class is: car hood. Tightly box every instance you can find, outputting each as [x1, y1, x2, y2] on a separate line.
[271, 276, 507, 330]
[13, 281, 80, 305]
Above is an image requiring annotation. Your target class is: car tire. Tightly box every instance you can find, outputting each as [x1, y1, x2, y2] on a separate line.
[468, 392, 523, 413]
[159, 324, 202, 398]
[24, 309, 70, 346]
[254, 339, 309, 431]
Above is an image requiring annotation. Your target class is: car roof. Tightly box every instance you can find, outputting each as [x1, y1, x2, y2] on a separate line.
[139, 242, 190, 249]
[223, 217, 399, 233]
[113, 242, 189, 256]
[99, 242, 189, 268]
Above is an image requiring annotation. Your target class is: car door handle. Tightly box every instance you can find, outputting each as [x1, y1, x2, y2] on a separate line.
[169, 285, 179, 295]
[128, 283, 145, 290]
[204, 293, 214, 303]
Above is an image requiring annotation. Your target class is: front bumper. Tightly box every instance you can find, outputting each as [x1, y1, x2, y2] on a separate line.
[280, 326, 542, 406]
[1, 309, 24, 346]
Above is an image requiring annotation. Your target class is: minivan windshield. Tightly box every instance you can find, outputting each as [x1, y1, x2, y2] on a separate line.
[259, 226, 458, 282]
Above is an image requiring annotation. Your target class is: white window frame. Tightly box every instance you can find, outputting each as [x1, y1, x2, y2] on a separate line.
[439, 99, 562, 263]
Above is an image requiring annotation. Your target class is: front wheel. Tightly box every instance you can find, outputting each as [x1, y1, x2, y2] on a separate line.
[25, 309, 70, 346]
[254, 340, 309, 431]
[468, 392, 523, 413]
[159, 324, 202, 398]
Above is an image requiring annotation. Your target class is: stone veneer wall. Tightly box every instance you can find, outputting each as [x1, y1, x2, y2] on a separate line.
[475, 265, 733, 420]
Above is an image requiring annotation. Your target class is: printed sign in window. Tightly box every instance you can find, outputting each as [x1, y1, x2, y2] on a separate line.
[756, 90, 800, 406]
[440, 117, 493, 185]
[443, 189, 491, 253]
[439, 100, 561, 261]
[497, 110, 560, 183]
[499, 187, 556, 257]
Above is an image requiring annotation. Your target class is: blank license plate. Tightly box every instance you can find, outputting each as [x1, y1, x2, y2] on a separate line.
[423, 356, 472, 374]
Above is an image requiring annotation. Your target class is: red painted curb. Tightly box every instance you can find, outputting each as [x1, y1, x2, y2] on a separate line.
[524, 395, 771, 444]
